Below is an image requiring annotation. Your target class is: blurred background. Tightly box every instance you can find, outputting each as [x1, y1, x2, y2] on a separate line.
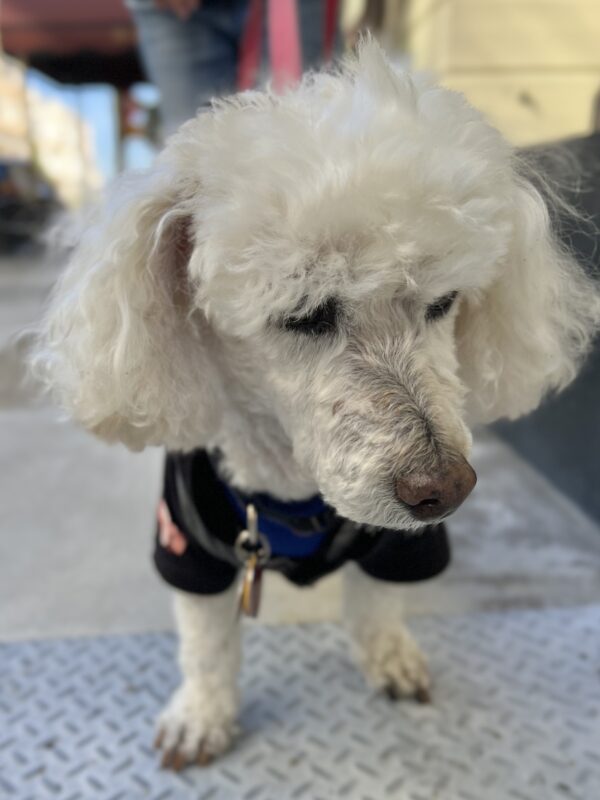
[0, 0, 599, 640]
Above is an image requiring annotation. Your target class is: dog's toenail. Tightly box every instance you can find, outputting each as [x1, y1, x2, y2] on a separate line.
[415, 686, 432, 704]
[197, 749, 214, 766]
[384, 684, 400, 701]
[171, 750, 187, 771]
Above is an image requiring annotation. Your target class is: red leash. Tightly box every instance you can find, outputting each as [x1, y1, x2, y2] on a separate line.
[323, 0, 339, 61]
[238, 0, 339, 93]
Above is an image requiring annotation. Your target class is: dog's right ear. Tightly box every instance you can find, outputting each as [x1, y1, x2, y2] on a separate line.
[456, 175, 600, 424]
[33, 166, 223, 451]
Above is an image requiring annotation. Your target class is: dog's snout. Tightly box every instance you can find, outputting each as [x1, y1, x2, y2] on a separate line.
[395, 457, 477, 521]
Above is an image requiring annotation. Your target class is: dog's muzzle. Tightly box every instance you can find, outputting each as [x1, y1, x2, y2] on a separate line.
[395, 456, 477, 522]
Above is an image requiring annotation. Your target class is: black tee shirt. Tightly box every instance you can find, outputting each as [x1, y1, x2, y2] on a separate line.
[154, 450, 451, 595]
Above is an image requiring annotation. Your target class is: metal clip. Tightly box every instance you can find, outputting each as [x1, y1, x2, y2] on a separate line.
[234, 504, 271, 565]
[236, 504, 269, 617]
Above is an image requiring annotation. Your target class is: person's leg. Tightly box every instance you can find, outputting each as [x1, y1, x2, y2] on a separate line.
[130, 0, 250, 135]
[297, 0, 342, 71]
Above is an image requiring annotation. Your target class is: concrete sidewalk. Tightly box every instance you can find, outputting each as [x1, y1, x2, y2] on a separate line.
[1, 249, 599, 641]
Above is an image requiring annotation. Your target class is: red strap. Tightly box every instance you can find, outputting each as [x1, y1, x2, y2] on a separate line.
[238, 0, 337, 94]
[323, 0, 339, 62]
[268, 0, 302, 93]
[237, 0, 263, 91]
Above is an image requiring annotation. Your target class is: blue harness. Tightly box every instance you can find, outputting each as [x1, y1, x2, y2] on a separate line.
[220, 481, 333, 558]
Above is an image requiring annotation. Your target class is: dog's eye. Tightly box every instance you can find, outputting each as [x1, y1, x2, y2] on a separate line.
[425, 291, 458, 322]
[283, 298, 339, 336]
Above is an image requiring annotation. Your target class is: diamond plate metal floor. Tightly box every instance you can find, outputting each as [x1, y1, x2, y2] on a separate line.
[1, 607, 599, 800]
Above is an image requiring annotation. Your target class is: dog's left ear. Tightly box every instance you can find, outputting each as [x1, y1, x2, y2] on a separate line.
[456, 176, 600, 423]
[33, 163, 223, 451]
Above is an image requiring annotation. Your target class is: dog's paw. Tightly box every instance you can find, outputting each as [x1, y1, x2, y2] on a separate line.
[358, 627, 431, 703]
[155, 683, 237, 770]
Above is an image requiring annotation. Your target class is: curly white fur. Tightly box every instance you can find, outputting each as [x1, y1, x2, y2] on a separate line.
[32, 40, 600, 766]
[343, 563, 430, 698]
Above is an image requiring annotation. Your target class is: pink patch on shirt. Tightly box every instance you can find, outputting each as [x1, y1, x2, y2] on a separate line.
[157, 500, 188, 556]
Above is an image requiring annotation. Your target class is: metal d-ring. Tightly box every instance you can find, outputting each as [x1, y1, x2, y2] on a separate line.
[234, 504, 271, 565]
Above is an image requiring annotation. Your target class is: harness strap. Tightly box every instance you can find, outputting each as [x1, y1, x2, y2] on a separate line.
[173, 451, 343, 566]
[221, 481, 330, 558]
[174, 464, 240, 567]
[223, 480, 338, 534]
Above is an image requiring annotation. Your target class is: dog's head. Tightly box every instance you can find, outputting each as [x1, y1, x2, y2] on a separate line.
[36, 41, 600, 529]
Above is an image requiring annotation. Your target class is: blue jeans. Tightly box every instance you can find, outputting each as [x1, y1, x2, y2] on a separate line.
[129, 0, 339, 135]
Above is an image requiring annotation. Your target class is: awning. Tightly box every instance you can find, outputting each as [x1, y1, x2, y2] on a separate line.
[0, 0, 145, 88]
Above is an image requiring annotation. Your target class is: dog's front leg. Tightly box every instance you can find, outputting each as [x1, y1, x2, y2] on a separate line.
[342, 563, 431, 702]
[155, 584, 241, 769]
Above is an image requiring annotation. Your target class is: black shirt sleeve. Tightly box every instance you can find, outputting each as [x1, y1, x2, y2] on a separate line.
[355, 523, 451, 583]
[153, 452, 238, 595]
[153, 531, 238, 595]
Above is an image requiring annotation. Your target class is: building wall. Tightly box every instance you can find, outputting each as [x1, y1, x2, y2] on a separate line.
[0, 56, 30, 159]
[0, 55, 102, 206]
[406, 0, 600, 144]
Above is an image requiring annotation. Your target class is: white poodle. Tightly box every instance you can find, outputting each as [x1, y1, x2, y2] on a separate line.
[35, 41, 600, 769]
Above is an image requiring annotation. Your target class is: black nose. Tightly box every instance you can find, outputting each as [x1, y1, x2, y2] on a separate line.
[395, 457, 477, 521]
